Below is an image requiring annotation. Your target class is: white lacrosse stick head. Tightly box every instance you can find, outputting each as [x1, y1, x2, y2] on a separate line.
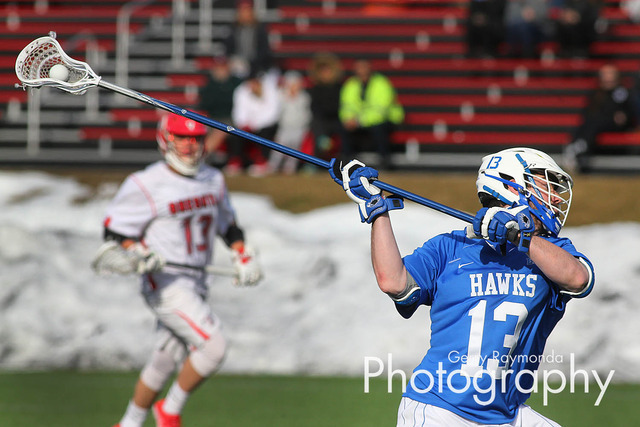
[15, 33, 101, 95]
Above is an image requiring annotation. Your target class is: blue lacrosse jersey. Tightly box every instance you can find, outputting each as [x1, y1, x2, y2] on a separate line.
[400, 229, 594, 424]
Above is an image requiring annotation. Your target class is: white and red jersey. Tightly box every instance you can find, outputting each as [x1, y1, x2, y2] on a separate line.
[104, 161, 237, 292]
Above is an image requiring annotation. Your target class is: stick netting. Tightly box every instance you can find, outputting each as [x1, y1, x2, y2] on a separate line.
[15, 34, 101, 95]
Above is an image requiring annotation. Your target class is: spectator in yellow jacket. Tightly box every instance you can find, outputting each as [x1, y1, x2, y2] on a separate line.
[339, 59, 404, 169]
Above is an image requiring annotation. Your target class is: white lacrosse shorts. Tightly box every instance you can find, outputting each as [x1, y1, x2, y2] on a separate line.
[396, 397, 561, 427]
[145, 284, 220, 348]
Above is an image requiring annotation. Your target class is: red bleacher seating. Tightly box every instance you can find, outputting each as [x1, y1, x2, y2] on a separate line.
[109, 108, 163, 122]
[2, 0, 640, 168]
[392, 131, 569, 146]
[269, 0, 640, 161]
[397, 94, 586, 109]
[598, 131, 640, 146]
[80, 126, 156, 141]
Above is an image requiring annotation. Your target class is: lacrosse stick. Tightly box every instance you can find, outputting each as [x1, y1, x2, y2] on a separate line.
[15, 33, 474, 224]
[91, 240, 238, 277]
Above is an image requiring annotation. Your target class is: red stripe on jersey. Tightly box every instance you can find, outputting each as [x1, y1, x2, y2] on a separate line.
[175, 310, 210, 340]
[131, 175, 157, 217]
[147, 274, 157, 291]
[104, 216, 112, 228]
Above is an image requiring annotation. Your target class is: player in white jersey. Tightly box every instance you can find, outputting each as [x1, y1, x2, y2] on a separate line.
[98, 113, 263, 427]
[331, 148, 594, 426]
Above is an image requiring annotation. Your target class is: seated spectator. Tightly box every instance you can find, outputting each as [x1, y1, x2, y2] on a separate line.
[228, 69, 281, 176]
[307, 52, 344, 162]
[339, 59, 404, 170]
[224, 0, 273, 77]
[564, 64, 637, 173]
[268, 71, 312, 175]
[504, 0, 552, 58]
[551, 0, 601, 58]
[197, 55, 243, 159]
[466, 0, 507, 58]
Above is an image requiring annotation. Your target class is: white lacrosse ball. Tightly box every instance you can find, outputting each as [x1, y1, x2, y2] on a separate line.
[49, 63, 70, 82]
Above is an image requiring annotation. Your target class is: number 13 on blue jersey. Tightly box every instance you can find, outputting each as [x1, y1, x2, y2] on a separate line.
[460, 300, 528, 379]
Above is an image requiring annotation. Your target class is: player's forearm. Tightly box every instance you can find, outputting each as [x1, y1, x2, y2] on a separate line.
[371, 213, 407, 296]
[528, 236, 590, 293]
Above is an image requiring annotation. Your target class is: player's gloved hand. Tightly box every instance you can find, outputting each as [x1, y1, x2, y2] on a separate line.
[328, 158, 344, 185]
[332, 159, 404, 224]
[127, 242, 166, 274]
[231, 245, 263, 287]
[471, 205, 535, 253]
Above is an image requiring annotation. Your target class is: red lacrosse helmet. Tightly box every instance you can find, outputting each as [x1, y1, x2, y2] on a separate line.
[157, 114, 207, 175]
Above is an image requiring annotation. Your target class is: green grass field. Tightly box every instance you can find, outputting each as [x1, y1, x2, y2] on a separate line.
[0, 372, 637, 426]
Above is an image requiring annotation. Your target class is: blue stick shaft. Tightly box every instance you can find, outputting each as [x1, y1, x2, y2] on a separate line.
[373, 181, 475, 223]
[98, 80, 474, 224]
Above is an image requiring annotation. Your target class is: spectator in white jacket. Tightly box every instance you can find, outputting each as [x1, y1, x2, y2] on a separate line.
[227, 69, 281, 176]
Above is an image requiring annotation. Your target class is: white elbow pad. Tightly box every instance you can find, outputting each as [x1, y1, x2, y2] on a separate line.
[390, 272, 421, 306]
[560, 257, 595, 298]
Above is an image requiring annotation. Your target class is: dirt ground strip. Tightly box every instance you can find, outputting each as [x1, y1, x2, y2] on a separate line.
[18, 166, 640, 226]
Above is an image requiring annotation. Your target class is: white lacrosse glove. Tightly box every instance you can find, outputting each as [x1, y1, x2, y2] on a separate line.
[329, 159, 404, 224]
[231, 245, 263, 287]
[127, 242, 166, 274]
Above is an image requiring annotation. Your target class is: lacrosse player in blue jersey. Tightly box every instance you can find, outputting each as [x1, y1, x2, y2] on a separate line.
[332, 147, 594, 426]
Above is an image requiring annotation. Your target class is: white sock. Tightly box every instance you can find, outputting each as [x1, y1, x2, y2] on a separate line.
[162, 382, 190, 415]
[120, 400, 148, 427]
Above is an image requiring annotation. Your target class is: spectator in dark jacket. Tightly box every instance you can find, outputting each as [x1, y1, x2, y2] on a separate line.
[466, 0, 507, 58]
[564, 64, 637, 172]
[224, 0, 273, 76]
[198, 55, 243, 155]
[551, 0, 601, 58]
[504, 0, 552, 58]
[307, 52, 345, 161]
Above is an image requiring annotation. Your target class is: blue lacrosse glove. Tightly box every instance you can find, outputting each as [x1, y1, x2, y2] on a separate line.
[333, 159, 404, 224]
[472, 205, 535, 253]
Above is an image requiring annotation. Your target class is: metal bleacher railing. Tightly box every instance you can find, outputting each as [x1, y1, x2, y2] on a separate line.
[22, 0, 193, 157]
[25, 31, 102, 157]
[5, 0, 275, 166]
[5, 0, 640, 171]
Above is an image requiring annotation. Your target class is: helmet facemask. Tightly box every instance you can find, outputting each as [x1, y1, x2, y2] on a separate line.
[164, 133, 206, 176]
[524, 168, 572, 229]
[505, 168, 572, 237]
[157, 114, 207, 176]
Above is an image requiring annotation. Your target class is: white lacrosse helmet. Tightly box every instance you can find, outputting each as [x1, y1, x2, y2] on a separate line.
[476, 147, 573, 236]
[156, 114, 207, 176]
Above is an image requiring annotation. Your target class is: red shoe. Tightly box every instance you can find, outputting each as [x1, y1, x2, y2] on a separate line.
[152, 399, 181, 427]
